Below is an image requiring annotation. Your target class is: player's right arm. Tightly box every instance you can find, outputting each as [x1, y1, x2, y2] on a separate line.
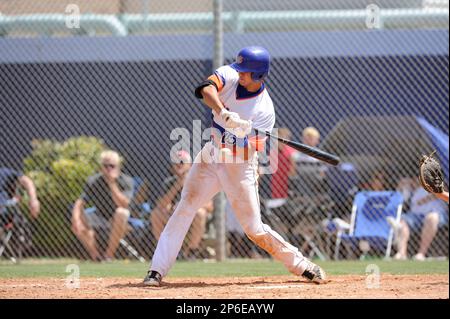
[196, 81, 224, 115]
[194, 71, 244, 129]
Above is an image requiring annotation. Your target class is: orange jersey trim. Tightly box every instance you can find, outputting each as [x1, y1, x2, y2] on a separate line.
[207, 74, 224, 92]
[248, 135, 267, 152]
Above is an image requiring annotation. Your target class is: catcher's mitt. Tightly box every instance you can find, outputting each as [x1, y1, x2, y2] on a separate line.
[418, 150, 445, 193]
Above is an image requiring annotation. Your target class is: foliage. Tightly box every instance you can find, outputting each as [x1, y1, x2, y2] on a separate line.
[22, 136, 106, 256]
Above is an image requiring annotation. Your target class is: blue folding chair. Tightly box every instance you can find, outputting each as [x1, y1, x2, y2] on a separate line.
[325, 162, 359, 219]
[334, 191, 404, 260]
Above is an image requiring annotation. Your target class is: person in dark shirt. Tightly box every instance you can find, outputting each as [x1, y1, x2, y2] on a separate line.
[71, 150, 134, 261]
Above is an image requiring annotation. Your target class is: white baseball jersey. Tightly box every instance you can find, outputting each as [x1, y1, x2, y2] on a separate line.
[209, 65, 275, 158]
[150, 64, 310, 280]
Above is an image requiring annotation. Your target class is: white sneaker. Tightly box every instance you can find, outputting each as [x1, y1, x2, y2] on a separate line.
[394, 252, 407, 260]
[413, 253, 426, 261]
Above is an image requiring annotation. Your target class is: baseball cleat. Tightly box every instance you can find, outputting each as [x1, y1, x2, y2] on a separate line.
[301, 260, 327, 284]
[143, 270, 162, 287]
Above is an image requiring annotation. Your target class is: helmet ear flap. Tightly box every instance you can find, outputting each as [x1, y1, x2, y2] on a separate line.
[251, 71, 267, 82]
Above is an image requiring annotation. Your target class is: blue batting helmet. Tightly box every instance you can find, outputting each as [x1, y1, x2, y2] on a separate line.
[230, 46, 270, 82]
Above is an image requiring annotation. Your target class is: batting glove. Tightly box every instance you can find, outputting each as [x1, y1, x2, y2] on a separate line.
[227, 120, 253, 139]
[220, 108, 242, 129]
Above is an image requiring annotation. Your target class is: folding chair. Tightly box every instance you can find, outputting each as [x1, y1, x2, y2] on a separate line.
[325, 162, 359, 219]
[0, 198, 32, 263]
[334, 191, 404, 260]
[0, 199, 17, 261]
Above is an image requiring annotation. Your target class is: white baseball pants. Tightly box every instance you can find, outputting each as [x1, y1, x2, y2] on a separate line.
[150, 142, 309, 277]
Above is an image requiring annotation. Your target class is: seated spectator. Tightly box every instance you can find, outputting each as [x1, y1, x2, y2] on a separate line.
[1, 167, 40, 255]
[293, 126, 328, 196]
[149, 150, 213, 259]
[71, 150, 134, 261]
[360, 170, 387, 191]
[260, 128, 298, 244]
[290, 127, 330, 251]
[269, 127, 298, 200]
[294, 127, 323, 166]
[1, 167, 40, 219]
[393, 178, 448, 261]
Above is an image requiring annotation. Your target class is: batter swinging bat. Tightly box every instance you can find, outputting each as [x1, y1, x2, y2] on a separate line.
[254, 128, 340, 166]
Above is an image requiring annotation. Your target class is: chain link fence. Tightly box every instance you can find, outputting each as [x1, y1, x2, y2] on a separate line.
[0, 0, 448, 264]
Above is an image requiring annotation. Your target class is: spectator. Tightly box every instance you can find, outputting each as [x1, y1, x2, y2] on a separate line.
[360, 170, 387, 191]
[393, 178, 448, 261]
[0, 167, 40, 219]
[293, 126, 328, 191]
[302, 127, 320, 146]
[71, 150, 134, 261]
[295, 127, 321, 163]
[262, 128, 298, 244]
[149, 150, 213, 259]
[288, 127, 330, 255]
[1, 167, 40, 256]
[269, 127, 298, 200]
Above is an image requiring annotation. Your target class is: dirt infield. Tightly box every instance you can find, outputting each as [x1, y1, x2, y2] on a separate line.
[0, 274, 448, 299]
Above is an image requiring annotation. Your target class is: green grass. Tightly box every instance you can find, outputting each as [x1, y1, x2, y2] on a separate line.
[0, 258, 448, 278]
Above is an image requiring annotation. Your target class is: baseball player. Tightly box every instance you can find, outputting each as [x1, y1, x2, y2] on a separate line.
[143, 46, 326, 286]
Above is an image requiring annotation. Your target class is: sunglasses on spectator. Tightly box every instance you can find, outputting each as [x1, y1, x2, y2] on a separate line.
[102, 163, 117, 169]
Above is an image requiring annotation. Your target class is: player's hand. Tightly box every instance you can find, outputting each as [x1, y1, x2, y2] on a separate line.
[220, 109, 243, 129]
[29, 198, 40, 219]
[105, 170, 119, 185]
[227, 120, 253, 138]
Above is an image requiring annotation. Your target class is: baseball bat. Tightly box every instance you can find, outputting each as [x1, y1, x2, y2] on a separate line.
[254, 128, 340, 166]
